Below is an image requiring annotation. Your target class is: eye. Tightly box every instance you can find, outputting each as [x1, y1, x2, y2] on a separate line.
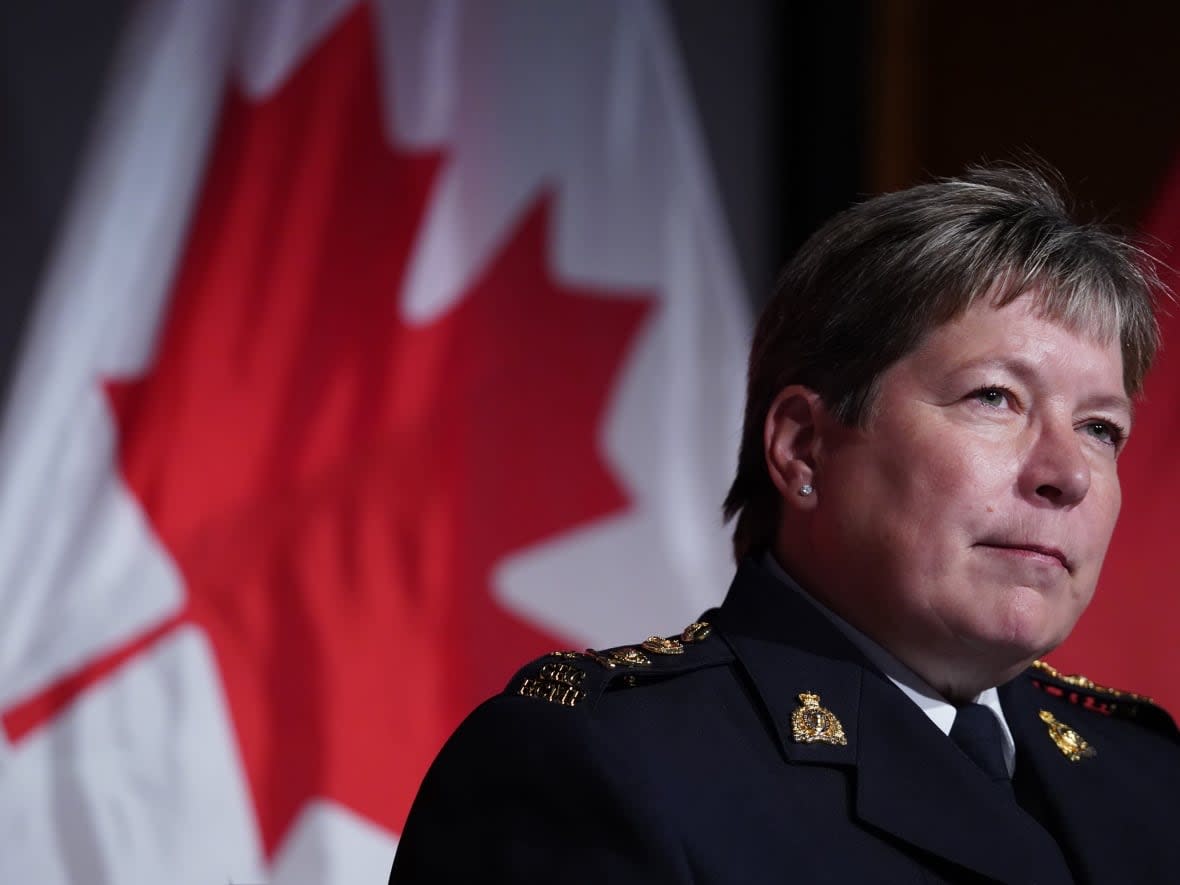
[970, 385, 1013, 408]
[1080, 419, 1127, 449]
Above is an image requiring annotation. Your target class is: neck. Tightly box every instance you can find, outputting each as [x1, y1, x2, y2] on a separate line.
[770, 545, 1030, 703]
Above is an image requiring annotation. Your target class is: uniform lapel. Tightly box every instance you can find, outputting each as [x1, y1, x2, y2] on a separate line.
[854, 670, 1072, 883]
[716, 560, 1074, 884]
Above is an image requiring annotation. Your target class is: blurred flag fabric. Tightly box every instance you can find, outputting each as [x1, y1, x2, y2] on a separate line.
[0, 2, 749, 883]
[1052, 160, 1180, 717]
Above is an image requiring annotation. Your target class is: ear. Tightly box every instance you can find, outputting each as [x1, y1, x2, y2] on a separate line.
[764, 385, 825, 509]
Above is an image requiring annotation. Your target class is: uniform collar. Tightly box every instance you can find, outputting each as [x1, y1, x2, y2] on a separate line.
[762, 552, 1015, 774]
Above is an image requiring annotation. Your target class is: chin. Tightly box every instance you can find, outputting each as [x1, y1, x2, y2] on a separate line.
[986, 595, 1079, 660]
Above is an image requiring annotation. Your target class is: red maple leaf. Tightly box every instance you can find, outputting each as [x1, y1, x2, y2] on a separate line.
[3, 6, 651, 857]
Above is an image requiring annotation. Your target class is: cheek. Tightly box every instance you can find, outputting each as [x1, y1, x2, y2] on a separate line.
[1083, 476, 1122, 552]
[820, 422, 1011, 555]
[1081, 454, 1121, 515]
[848, 450, 981, 565]
[888, 439, 1006, 520]
[1105, 470, 1122, 524]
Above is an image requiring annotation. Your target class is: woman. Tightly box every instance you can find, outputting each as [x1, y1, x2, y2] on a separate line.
[390, 166, 1179, 884]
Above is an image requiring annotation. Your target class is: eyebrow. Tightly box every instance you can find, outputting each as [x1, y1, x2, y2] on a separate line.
[955, 356, 1135, 419]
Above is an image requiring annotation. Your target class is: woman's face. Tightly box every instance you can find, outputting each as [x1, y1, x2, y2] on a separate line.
[803, 294, 1130, 696]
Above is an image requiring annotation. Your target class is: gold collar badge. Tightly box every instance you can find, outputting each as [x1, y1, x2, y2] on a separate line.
[791, 692, 847, 746]
[1039, 710, 1096, 762]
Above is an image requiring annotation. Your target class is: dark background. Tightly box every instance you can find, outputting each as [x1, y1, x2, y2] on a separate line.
[4, 2, 1180, 407]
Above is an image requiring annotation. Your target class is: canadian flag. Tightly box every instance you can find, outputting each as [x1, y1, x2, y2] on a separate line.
[0, 2, 749, 883]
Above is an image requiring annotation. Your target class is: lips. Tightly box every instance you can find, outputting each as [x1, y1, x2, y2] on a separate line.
[975, 540, 1071, 572]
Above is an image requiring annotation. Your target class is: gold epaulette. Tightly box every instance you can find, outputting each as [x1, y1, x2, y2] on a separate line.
[1031, 659, 1156, 705]
[1026, 661, 1180, 745]
[514, 621, 722, 708]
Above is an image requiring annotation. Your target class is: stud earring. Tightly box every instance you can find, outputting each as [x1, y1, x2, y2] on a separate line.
[798, 484, 814, 497]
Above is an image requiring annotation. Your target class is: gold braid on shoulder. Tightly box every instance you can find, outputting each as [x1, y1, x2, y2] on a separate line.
[1032, 660, 1156, 705]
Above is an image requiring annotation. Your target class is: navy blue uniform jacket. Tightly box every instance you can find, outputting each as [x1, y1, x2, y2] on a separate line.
[390, 558, 1180, 883]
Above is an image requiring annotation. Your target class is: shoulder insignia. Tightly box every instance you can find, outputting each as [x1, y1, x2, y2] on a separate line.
[1029, 660, 1178, 739]
[641, 635, 684, 655]
[1031, 660, 1155, 704]
[681, 621, 712, 643]
[517, 660, 587, 707]
[591, 620, 718, 670]
[608, 647, 653, 666]
[510, 620, 730, 709]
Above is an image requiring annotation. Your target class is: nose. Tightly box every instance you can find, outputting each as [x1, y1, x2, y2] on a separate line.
[1020, 419, 1091, 508]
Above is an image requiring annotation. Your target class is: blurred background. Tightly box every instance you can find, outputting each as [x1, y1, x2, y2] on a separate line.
[9, 3, 1180, 379]
[2, 2, 1179, 884]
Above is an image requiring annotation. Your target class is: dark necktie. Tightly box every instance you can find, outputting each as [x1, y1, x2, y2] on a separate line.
[950, 702, 1010, 784]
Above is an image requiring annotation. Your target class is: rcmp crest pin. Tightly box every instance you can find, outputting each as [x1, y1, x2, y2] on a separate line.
[791, 692, 848, 746]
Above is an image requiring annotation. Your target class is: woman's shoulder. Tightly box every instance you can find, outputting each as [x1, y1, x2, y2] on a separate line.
[497, 618, 735, 717]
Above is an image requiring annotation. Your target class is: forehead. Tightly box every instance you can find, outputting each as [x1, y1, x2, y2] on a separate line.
[991, 282, 1121, 350]
[899, 295, 1127, 394]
